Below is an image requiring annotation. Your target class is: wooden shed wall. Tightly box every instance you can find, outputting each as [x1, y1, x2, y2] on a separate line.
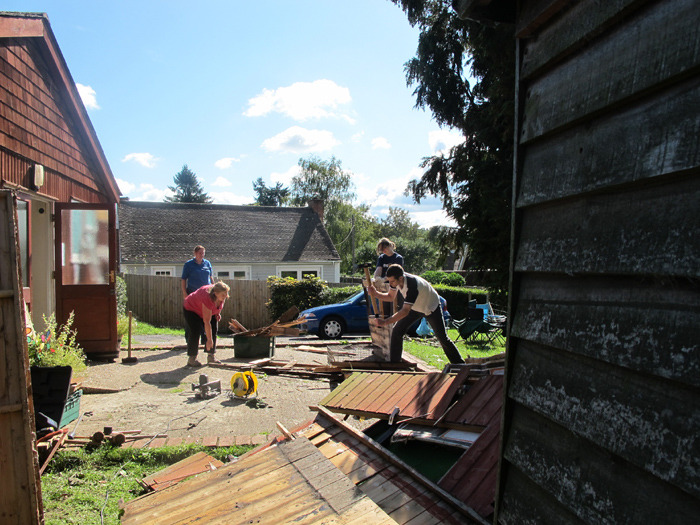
[0, 37, 109, 203]
[498, 0, 700, 522]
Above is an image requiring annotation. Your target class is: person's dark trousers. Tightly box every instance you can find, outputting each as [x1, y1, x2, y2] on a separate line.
[183, 308, 217, 357]
[184, 287, 207, 344]
[424, 306, 464, 364]
[389, 306, 464, 364]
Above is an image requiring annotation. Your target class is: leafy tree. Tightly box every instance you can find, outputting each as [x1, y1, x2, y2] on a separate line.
[392, 0, 515, 292]
[164, 164, 212, 203]
[289, 156, 356, 206]
[379, 207, 421, 241]
[252, 177, 289, 206]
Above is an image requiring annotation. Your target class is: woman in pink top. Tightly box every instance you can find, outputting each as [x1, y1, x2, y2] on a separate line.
[183, 281, 230, 367]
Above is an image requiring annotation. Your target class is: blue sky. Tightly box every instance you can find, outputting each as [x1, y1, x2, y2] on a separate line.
[7, 1, 463, 227]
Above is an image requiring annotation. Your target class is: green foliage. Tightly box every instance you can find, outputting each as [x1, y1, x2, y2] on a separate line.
[27, 312, 86, 373]
[433, 285, 489, 320]
[164, 164, 212, 203]
[289, 155, 356, 205]
[320, 286, 362, 305]
[266, 276, 328, 319]
[253, 177, 289, 206]
[116, 275, 127, 316]
[42, 443, 255, 524]
[421, 270, 465, 287]
[392, 0, 515, 292]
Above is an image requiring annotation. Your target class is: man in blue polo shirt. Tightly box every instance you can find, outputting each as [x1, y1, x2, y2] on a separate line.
[181, 245, 214, 344]
[368, 264, 465, 365]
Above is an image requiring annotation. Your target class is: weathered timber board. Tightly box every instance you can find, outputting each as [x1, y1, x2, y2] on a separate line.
[509, 341, 700, 497]
[520, 0, 700, 143]
[503, 404, 700, 523]
[517, 77, 700, 207]
[514, 174, 700, 277]
[511, 273, 700, 387]
[515, 0, 571, 38]
[519, 0, 652, 75]
[498, 466, 585, 525]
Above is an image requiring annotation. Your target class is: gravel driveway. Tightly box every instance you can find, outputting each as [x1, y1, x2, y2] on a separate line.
[73, 335, 352, 443]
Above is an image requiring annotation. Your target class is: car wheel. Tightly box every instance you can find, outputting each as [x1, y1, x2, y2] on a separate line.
[319, 316, 345, 339]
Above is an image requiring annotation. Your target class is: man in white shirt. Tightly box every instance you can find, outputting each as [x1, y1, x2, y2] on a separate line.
[368, 264, 465, 364]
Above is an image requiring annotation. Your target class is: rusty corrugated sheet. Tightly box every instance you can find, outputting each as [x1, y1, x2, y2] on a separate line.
[319, 371, 504, 520]
[301, 409, 486, 524]
[140, 451, 223, 492]
[121, 437, 395, 524]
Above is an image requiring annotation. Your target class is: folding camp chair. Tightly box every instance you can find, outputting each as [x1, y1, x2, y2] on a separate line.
[451, 307, 505, 345]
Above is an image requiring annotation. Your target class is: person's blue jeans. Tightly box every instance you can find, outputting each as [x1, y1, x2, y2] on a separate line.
[389, 306, 464, 364]
[183, 308, 217, 357]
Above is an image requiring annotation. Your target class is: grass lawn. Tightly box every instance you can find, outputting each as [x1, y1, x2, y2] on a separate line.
[404, 328, 505, 368]
[41, 443, 253, 525]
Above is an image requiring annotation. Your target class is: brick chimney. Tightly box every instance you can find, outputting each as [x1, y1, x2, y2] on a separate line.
[308, 198, 324, 223]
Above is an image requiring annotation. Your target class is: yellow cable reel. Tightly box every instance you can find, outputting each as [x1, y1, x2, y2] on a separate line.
[230, 370, 258, 398]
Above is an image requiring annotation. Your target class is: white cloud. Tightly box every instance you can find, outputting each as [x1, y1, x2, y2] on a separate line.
[124, 183, 172, 202]
[357, 167, 422, 209]
[429, 129, 463, 155]
[245, 79, 353, 122]
[210, 191, 254, 205]
[261, 126, 339, 154]
[121, 152, 158, 168]
[76, 83, 100, 110]
[214, 157, 241, 169]
[371, 137, 391, 150]
[351, 131, 365, 143]
[212, 176, 232, 187]
[270, 165, 301, 185]
[409, 208, 457, 229]
[116, 178, 135, 194]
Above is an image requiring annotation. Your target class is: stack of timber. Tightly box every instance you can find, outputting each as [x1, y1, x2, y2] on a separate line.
[229, 306, 304, 337]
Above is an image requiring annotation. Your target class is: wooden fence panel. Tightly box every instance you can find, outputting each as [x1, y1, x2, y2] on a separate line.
[122, 275, 272, 330]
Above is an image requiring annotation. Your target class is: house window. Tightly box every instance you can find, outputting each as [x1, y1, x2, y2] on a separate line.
[216, 266, 250, 280]
[277, 267, 321, 280]
[152, 266, 175, 276]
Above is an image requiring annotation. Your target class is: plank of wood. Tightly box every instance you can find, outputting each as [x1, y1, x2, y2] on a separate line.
[503, 404, 700, 523]
[319, 372, 368, 406]
[518, 78, 700, 208]
[512, 273, 700, 388]
[514, 175, 700, 277]
[509, 340, 700, 497]
[520, 0, 700, 143]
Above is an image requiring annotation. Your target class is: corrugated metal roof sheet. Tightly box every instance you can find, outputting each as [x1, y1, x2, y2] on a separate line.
[121, 436, 395, 524]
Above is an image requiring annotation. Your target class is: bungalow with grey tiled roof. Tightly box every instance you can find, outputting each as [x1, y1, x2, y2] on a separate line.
[118, 200, 341, 282]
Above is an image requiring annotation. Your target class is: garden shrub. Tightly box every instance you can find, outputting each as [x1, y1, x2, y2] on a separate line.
[434, 285, 490, 320]
[27, 312, 87, 373]
[320, 285, 362, 305]
[266, 276, 327, 319]
[420, 271, 466, 287]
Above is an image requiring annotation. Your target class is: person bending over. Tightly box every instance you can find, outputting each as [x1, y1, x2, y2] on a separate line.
[368, 264, 464, 365]
[183, 281, 229, 367]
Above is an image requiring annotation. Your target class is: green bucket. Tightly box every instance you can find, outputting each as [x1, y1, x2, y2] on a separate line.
[233, 335, 275, 358]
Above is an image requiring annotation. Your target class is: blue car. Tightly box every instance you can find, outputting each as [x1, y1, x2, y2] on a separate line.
[299, 291, 451, 339]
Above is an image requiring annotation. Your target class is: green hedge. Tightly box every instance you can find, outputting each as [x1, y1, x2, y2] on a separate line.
[434, 285, 490, 320]
[321, 286, 362, 305]
[421, 271, 466, 287]
[266, 276, 327, 319]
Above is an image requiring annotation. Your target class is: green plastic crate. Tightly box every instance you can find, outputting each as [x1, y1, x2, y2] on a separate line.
[59, 389, 82, 428]
[233, 336, 275, 358]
